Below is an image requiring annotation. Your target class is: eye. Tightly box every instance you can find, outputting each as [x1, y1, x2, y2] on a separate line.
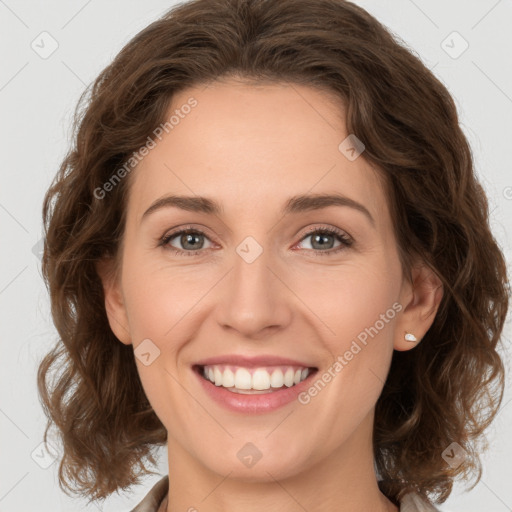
[295, 226, 353, 256]
[159, 225, 353, 257]
[160, 227, 214, 256]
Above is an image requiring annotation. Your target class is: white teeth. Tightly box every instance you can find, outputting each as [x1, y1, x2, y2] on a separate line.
[270, 369, 284, 388]
[214, 366, 223, 386]
[201, 365, 311, 391]
[284, 368, 294, 387]
[223, 367, 235, 387]
[252, 369, 271, 390]
[234, 368, 252, 389]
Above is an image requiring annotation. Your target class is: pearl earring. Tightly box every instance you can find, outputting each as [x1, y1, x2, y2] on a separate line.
[404, 332, 417, 342]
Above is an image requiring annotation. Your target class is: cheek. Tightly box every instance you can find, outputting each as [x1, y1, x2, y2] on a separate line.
[290, 259, 399, 410]
[121, 254, 201, 341]
[298, 268, 398, 428]
[292, 260, 400, 347]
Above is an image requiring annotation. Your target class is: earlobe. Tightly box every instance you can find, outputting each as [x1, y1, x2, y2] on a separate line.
[96, 258, 132, 346]
[394, 262, 444, 352]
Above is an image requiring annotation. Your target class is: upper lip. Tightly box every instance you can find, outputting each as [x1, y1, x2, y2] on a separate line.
[194, 354, 317, 368]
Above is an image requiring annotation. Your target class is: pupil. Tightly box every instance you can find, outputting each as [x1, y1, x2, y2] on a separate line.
[313, 233, 333, 249]
[183, 233, 202, 250]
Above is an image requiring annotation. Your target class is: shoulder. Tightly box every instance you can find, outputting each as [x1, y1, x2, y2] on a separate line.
[130, 475, 441, 512]
[399, 491, 442, 512]
[130, 475, 169, 512]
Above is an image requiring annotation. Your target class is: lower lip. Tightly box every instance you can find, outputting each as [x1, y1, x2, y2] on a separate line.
[194, 366, 318, 414]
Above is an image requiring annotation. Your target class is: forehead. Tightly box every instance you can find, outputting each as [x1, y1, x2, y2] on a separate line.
[127, 79, 388, 225]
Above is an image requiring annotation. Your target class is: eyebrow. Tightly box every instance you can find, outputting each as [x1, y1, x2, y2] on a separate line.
[141, 192, 375, 227]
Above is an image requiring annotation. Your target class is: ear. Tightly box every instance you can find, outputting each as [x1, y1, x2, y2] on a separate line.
[394, 261, 444, 351]
[96, 257, 132, 345]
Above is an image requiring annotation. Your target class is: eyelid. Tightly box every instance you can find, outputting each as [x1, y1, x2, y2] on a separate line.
[159, 224, 218, 252]
[292, 225, 353, 254]
[297, 224, 351, 240]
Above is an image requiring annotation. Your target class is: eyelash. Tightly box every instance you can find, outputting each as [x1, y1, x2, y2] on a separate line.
[159, 225, 353, 257]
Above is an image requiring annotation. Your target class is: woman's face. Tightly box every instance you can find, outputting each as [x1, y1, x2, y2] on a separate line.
[103, 79, 422, 481]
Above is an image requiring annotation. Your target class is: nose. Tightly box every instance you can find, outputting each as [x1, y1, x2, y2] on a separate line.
[214, 241, 293, 339]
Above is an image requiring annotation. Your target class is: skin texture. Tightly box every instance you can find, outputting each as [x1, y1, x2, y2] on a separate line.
[99, 79, 443, 512]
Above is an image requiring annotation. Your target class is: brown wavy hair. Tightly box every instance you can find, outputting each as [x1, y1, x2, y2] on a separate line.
[37, 0, 510, 506]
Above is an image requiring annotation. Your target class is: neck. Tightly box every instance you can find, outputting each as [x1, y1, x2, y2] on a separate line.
[163, 411, 399, 512]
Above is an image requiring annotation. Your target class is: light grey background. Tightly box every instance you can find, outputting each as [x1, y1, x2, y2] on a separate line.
[0, 0, 511, 510]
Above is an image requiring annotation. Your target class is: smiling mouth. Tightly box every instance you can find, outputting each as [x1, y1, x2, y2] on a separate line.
[193, 364, 318, 394]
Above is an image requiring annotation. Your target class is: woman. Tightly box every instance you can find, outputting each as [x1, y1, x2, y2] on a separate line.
[37, 0, 509, 511]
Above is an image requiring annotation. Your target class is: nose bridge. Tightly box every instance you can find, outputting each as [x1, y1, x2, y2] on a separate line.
[215, 233, 291, 336]
[234, 235, 272, 298]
